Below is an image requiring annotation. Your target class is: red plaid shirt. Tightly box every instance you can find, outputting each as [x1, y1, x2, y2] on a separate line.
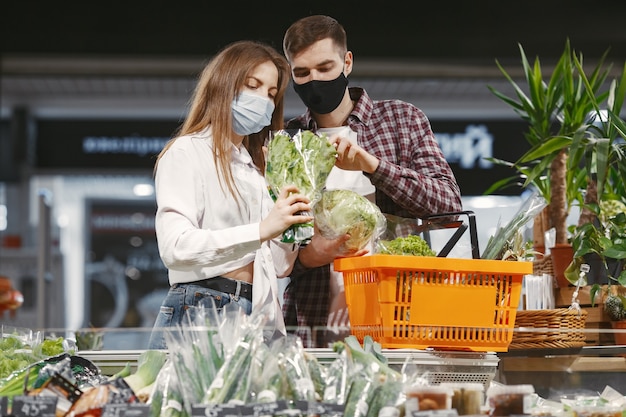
[282, 87, 462, 347]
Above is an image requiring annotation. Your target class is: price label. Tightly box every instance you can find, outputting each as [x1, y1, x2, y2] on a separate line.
[411, 410, 458, 417]
[191, 402, 240, 417]
[240, 400, 289, 417]
[102, 402, 151, 417]
[102, 403, 128, 417]
[120, 403, 151, 417]
[290, 400, 309, 415]
[12, 396, 57, 417]
[310, 402, 345, 416]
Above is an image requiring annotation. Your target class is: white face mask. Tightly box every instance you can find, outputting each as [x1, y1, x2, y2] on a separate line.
[231, 91, 275, 136]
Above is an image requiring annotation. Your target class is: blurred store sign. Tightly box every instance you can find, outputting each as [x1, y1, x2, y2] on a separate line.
[431, 119, 531, 196]
[35, 119, 180, 170]
[32, 118, 530, 195]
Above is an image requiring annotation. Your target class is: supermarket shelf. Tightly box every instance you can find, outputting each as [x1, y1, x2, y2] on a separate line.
[57, 344, 626, 398]
[79, 348, 498, 367]
[80, 348, 500, 389]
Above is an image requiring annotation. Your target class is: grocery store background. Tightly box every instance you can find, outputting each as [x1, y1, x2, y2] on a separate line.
[2, 1, 626, 347]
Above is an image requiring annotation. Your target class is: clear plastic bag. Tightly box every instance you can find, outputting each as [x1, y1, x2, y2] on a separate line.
[313, 189, 387, 251]
[482, 192, 547, 260]
[265, 129, 337, 243]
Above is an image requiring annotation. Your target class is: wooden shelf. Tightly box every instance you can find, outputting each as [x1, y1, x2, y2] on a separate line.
[501, 356, 626, 372]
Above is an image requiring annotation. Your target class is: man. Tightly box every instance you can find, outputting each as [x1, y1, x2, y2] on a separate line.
[282, 15, 463, 347]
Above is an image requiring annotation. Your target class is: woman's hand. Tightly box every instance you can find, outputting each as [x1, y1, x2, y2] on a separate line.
[260, 185, 312, 242]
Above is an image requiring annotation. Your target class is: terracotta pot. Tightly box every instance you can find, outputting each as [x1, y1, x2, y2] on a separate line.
[550, 243, 574, 287]
[611, 320, 626, 345]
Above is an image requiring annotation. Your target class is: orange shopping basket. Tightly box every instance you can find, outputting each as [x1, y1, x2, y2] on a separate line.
[334, 212, 532, 352]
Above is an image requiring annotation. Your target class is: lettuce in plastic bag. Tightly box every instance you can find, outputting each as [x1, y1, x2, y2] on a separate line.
[313, 189, 386, 251]
[266, 129, 337, 203]
[266, 130, 337, 243]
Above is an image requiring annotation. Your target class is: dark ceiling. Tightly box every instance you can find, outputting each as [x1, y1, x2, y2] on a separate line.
[2, 1, 626, 123]
[3, 1, 626, 64]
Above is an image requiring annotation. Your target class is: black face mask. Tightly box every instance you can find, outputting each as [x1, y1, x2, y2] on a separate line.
[293, 72, 349, 114]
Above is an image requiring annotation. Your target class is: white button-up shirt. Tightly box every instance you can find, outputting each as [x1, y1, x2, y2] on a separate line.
[155, 127, 296, 334]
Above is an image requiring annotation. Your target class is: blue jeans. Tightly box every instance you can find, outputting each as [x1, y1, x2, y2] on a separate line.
[147, 283, 252, 350]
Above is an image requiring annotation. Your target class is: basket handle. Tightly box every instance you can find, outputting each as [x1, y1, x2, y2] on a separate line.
[421, 210, 480, 259]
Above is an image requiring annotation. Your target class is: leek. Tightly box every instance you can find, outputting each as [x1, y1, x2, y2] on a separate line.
[123, 350, 167, 394]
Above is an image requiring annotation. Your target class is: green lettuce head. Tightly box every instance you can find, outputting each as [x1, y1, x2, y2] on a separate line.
[313, 189, 386, 251]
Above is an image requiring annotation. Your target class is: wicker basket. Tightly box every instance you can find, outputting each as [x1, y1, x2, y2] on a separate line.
[509, 308, 588, 350]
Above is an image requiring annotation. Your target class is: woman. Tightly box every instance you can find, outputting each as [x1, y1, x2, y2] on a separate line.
[147, 40, 312, 349]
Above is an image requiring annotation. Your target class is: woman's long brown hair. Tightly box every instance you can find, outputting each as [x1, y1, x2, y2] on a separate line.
[155, 40, 290, 203]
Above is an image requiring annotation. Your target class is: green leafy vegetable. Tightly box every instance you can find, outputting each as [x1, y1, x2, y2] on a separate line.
[377, 234, 436, 256]
[35, 337, 66, 357]
[266, 130, 337, 243]
[266, 130, 337, 204]
[0, 337, 24, 352]
[0, 334, 70, 381]
[313, 189, 386, 251]
[0, 361, 46, 397]
[123, 350, 167, 394]
[110, 362, 132, 380]
[203, 331, 258, 404]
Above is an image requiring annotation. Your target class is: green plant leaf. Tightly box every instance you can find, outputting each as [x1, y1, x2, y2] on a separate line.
[519, 136, 571, 162]
[604, 245, 626, 260]
[590, 284, 602, 306]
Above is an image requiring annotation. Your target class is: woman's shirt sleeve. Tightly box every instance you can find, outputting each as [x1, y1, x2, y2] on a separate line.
[154, 143, 261, 271]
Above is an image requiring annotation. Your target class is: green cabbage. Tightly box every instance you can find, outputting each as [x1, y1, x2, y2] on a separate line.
[313, 189, 386, 251]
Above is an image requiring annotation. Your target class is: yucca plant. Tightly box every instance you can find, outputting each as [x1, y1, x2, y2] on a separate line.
[566, 60, 626, 307]
[568, 55, 625, 217]
[486, 39, 611, 250]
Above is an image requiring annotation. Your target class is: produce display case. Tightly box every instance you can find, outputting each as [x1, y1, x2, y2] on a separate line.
[79, 348, 501, 390]
[3, 325, 626, 417]
[71, 341, 626, 402]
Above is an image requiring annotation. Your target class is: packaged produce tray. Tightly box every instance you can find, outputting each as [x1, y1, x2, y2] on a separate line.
[80, 348, 500, 390]
[334, 255, 532, 352]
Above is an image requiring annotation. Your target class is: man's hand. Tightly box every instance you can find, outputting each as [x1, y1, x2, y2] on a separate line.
[298, 224, 369, 268]
[329, 134, 379, 174]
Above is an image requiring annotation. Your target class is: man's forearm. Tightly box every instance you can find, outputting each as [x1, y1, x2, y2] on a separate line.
[297, 242, 332, 269]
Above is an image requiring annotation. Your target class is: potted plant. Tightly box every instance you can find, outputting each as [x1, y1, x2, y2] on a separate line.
[566, 59, 626, 287]
[486, 39, 612, 286]
[569, 200, 626, 285]
[565, 59, 626, 342]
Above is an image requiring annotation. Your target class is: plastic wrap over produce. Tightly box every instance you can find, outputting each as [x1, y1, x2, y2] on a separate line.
[313, 189, 386, 252]
[265, 129, 337, 243]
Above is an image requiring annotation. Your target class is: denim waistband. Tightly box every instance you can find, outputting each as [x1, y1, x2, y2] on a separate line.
[191, 276, 252, 301]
